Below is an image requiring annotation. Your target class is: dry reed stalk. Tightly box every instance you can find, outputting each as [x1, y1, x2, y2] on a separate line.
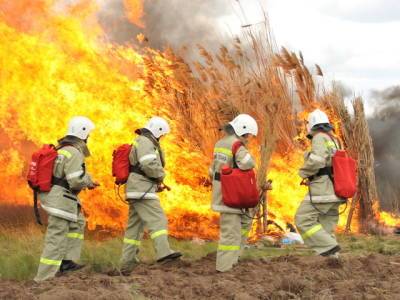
[274, 47, 316, 109]
[320, 91, 379, 232]
[351, 98, 379, 232]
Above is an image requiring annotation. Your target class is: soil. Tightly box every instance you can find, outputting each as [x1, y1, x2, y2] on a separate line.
[1, 253, 400, 300]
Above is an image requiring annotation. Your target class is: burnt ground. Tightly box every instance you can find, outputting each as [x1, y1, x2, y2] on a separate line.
[1, 253, 400, 300]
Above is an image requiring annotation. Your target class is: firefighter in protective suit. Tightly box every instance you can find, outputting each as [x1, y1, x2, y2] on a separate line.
[116, 117, 181, 276]
[34, 116, 99, 282]
[210, 114, 258, 272]
[295, 109, 344, 258]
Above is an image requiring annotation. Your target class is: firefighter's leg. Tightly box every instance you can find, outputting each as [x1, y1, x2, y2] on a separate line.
[319, 203, 340, 241]
[64, 210, 85, 261]
[120, 204, 145, 271]
[240, 212, 252, 245]
[295, 200, 338, 255]
[216, 213, 241, 272]
[34, 215, 69, 282]
[134, 198, 173, 260]
[239, 213, 252, 257]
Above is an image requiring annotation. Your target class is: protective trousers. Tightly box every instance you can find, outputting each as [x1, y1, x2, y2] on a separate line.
[121, 198, 173, 271]
[216, 212, 253, 272]
[295, 200, 340, 255]
[34, 212, 85, 282]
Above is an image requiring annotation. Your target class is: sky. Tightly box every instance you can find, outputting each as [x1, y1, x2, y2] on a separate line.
[222, 0, 400, 113]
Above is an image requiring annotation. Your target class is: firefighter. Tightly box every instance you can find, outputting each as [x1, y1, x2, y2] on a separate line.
[34, 116, 99, 282]
[116, 117, 181, 276]
[295, 109, 344, 258]
[210, 114, 258, 272]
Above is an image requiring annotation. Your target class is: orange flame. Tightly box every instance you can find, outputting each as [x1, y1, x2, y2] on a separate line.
[123, 0, 145, 28]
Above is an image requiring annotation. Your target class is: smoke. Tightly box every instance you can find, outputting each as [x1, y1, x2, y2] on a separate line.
[368, 85, 400, 212]
[332, 80, 353, 98]
[97, 0, 238, 51]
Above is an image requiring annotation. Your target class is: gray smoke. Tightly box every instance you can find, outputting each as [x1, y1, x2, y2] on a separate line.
[368, 85, 400, 213]
[97, 0, 237, 52]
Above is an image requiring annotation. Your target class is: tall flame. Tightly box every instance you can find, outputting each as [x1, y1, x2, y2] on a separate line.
[0, 0, 218, 238]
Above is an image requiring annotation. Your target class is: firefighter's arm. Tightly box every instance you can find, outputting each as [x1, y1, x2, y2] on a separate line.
[235, 146, 256, 170]
[137, 138, 165, 182]
[299, 134, 328, 178]
[62, 149, 93, 190]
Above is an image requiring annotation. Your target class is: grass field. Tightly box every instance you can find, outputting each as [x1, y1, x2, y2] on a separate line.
[1, 224, 400, 281]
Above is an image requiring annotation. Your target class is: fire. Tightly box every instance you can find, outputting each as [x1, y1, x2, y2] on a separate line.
[377, 211, 400, 228]
[266, 151, 307, 229]
[123, 0, 145, 28]
[0, 0, 398, 240]
[0, 0, 218, 238]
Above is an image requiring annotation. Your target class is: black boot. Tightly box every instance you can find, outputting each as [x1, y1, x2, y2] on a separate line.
[156, 252, 182, 263]
[59, 260, 85, 273]
[320, 245, 341, 257]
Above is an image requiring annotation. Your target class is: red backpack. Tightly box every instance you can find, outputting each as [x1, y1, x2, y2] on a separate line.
[316, 134, 358, 199]
[331, 150, 357, 198]
[27, 144, 60, 225]
[220, 141, 259, 209]
[112, 144, 132, 185]
[27, 144, 58, 192]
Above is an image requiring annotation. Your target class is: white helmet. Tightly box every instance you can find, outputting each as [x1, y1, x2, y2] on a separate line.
[229, 114, 258, 136]
[66, 116, 95, 140]
[145, 116, 170, 138]
[307, 109, 330, 132]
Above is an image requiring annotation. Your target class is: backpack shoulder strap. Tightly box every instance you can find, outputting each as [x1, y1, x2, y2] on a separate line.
[231, 140, 244, 168]
[232, 140, 243, 155]
[318, 132, 341, 150]
[56, 143, 76, 151]
[326, 133, 342, 150]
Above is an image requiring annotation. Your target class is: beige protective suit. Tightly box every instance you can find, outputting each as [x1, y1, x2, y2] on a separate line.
[35, 137, 94, 282]
[210, 134, 255, 272]
[295, 131, 344, 255]
[120, 129, 175, 272]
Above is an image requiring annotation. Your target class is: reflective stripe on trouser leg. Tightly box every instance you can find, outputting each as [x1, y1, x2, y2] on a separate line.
[64, 211, 85, 261]
[216, 213, 242, 272]
[121, 206, 144, 271]
[295, 200, 339, 255]
[132, 198, 173, 260]
[151, 229, 171, 260]
[34, 215, 70, 282]
[302, 224, 323, 240]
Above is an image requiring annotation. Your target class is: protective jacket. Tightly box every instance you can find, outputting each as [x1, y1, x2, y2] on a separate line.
[299, 132, 342, 203]
[39, 136, 93, 222]
[210, 134, 255, 213]
[125, 129, 165, 200]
